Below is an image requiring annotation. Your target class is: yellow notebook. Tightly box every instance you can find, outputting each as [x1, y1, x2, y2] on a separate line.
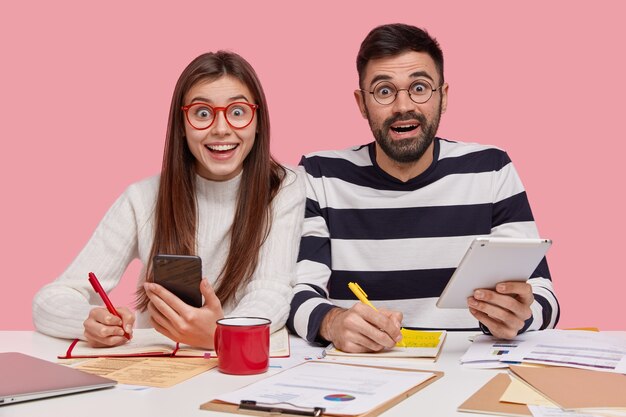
[323, 330, 446, 361]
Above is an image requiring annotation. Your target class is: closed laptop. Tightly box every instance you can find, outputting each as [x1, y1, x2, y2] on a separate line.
[0, 352, 116, 405]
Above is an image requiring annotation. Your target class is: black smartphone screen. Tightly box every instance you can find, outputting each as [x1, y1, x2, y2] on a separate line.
[152, 254, 202, 308]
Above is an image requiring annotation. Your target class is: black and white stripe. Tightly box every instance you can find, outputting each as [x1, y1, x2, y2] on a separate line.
[287, 139, 559, 342]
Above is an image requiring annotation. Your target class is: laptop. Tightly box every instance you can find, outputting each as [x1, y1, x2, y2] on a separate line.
[0, 352, 117, 406]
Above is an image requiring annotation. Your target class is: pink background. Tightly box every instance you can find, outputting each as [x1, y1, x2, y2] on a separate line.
[1, 2, 624, 330]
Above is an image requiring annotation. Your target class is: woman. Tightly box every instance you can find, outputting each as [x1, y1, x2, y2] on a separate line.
[32, 51, 305, 349]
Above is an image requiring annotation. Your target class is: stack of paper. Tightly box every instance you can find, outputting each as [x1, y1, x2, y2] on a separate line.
[458, 373, 531, 416]
[459, 366, 626, 417]
[460, 330, 626, 374]
[509, 365, 626, 409]
[503, 331, 626, 374]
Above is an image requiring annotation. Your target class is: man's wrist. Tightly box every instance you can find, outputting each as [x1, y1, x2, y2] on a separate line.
[319, 307, 343, 342]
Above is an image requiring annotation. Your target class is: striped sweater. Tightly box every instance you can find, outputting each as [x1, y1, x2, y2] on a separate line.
[287, 138, 559, 343]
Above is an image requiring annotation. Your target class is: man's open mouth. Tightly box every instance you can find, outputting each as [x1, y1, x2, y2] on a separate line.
[390, 124, 419, 133]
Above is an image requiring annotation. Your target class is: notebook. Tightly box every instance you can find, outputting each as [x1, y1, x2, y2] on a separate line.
[323, 330, 446, 362]
[59, 326, 290, 359]
[0, 352, 116, 406]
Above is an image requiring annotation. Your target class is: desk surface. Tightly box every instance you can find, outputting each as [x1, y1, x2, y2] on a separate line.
[0, 330, 502, 417]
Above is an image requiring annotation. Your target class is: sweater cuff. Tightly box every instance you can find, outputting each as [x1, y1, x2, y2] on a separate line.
[308, 303, 337, 344]
[479, 314, 534, 336]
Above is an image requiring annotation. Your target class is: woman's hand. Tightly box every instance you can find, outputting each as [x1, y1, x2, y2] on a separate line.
[83, 306, 135, 348]
[144, 278, 224, 349]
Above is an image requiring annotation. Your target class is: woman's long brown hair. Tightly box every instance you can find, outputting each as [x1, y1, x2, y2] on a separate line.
[136, 51, 285, 311]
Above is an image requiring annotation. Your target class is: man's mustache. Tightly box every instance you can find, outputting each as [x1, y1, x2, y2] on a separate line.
[382, 112, 427, 131]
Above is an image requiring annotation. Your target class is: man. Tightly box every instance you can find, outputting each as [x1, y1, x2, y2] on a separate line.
[287, 23, 559, 353]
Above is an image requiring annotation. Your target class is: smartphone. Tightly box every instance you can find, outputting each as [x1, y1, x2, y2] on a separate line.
[152, 254, 203, 308]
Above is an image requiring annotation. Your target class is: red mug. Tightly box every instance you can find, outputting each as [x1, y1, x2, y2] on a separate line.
[213, 317, 271, 375]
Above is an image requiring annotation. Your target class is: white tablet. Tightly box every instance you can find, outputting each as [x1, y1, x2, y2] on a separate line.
[436, 237, 552, 309]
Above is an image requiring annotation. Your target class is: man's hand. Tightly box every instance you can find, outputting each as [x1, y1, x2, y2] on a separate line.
[144, 278, 224, 349]
[467, 281, 533, 339]
[83, 306, 135, 348]
[319, 304, 403, 353]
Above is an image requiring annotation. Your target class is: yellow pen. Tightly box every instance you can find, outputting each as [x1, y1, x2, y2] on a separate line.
[348, 282, 406, 347]
[348, 282, 377, 310]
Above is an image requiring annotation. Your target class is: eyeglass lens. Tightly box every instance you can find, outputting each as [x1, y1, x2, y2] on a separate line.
[185, 102, 255, 129]
[372, 80, 435, 105]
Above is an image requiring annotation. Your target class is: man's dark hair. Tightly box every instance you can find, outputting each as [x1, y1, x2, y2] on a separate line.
[357, 23, 444, 88]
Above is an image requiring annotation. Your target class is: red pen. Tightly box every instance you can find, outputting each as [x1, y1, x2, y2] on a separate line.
[88, 272, 131, 340]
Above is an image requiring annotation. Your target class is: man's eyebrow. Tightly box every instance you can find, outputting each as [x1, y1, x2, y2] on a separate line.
[368, 71, 435, 88]
[409, 71, 435, 82]
[369, 74, 392, 87]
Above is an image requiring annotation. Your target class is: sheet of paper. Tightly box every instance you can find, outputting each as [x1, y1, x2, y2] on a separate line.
[460, 334, 521, 368]
[503, 330, 626, 373]
[216, 361, 435, 415]
[500, 375, 557, 406]
[323, 356, 438, 369]
[528, 405, 605, 417]
[75, 357, 217, 387]
[575, 409, 626, 417]
[616, 356, 626, 374]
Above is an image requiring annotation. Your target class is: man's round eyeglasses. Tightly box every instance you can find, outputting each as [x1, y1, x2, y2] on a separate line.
[360, 79, 443, 105]
[181, 102, 258, 130]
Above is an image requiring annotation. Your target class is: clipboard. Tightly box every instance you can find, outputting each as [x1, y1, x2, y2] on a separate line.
[200, 361, 443, 417]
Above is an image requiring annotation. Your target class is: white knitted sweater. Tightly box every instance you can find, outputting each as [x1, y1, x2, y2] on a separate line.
[32, 168, 305, 339]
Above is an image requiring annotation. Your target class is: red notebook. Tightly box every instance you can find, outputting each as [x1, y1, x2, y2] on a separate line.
[59, 327, 290, 359]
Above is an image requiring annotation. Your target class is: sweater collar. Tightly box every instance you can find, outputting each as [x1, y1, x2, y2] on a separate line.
[367, 137, 440, 185]
[194, 170, 242, 199]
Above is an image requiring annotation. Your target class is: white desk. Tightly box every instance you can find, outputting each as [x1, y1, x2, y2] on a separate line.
[0, 331, 502, 417]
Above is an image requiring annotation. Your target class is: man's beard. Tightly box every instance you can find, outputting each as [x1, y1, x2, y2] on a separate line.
[367, 102, 442, 164]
